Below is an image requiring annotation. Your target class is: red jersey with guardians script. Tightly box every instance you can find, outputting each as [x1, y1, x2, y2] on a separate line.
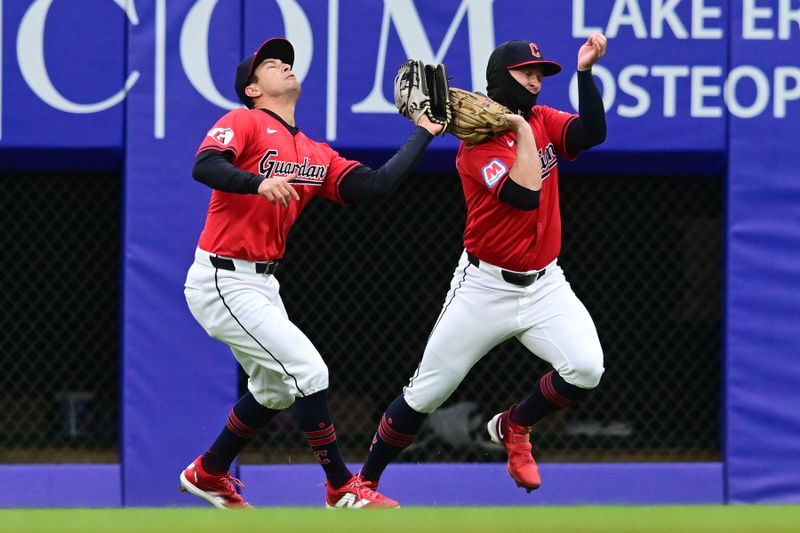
[456, 105, 577, 272]
[195, 108, 359, 261]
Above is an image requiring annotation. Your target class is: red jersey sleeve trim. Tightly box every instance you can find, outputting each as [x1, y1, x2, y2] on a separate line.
[195, 144, 240, 159]
[331, 161, 360, 205]
[196, 147, 233, 156]
[560, 114, 579, 162]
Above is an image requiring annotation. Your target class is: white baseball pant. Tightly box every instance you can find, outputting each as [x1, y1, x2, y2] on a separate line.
[184, 248, 328, 410]
[403, 249, 605, 413]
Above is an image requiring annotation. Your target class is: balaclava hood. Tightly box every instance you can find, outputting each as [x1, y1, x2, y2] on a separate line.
[486, 41, 562, 118]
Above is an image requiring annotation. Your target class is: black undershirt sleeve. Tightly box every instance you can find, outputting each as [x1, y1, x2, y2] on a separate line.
[565, 69, 607, 158]
[192, 149, 264, 194]
[498, 177, 541, 211]
[339, 126, 434, 204]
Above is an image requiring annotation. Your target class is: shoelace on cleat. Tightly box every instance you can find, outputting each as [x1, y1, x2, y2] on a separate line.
[351, 478, 390, 502]
[211, 472, 245, 494]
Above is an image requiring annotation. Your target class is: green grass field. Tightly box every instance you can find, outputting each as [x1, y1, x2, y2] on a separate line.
[1, 506, 799, 533]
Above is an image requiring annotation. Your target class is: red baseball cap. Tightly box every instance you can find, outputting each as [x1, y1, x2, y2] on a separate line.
[235, 38, 295, 107]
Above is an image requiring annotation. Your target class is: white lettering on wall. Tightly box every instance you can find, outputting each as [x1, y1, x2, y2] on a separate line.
[327, 0, 340, 140]
[617, 65, 650, 117]
[572, 0, 603, 37]
[652, 65, 690, 117]
[180, 0, 238, 111]
[606, 0, 648, 38]
[155, 0, 166, 138]
[179, 0, 313, 113]
[651, 0, 688, 39]
[16, 0, 140, 113]
[691, 66, 723, 117]
[774, 67, 800, 117]
[2, 0, 800, 144]
[569, 64, 798, 119]
[743, 0, 800, 39]
[351, 0, 495, 113]
[573, 0, 723, 39]
[743, 0, 774, 39]
[779, 0, 800, 39]
[724, 65, 770, 118]
[691, 0, 723, 39]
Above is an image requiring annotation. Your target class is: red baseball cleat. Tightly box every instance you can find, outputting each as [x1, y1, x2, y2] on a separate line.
[487, 406, 541, 492]
[179, 455, 252, 509]
[356, 472, 379, 492]
[326, 475, 399, 509]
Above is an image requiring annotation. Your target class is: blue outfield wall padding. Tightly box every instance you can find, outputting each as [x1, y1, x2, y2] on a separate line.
[0, 465, 121, 508]
[240, 463, 724, 507]
[121, 0, 244, 506]
[0, 463, 720, 508]
[725, 6, 800, 503]
[107, 0, 800, 507]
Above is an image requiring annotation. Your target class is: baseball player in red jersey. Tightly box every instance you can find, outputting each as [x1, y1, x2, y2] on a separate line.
[358, 33, 609, 494]
[179, 37, 443, 509]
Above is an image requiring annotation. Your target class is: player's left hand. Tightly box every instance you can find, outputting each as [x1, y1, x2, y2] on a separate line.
[577, 32, 607, 71]
[417, 113, 445, 136]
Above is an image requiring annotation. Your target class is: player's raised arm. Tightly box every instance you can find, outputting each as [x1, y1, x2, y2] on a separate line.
[566, 32, 608, 157]
[577, 32, 607, 72]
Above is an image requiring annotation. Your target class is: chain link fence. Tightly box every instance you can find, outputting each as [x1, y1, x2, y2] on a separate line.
[240, 170, 722, 465]
[0, 167, 720, 465]
[0, 172, 120, 463]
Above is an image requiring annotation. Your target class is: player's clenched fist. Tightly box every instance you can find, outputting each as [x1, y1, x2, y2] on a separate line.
[258, 172, 300, 206]
[577, 32, 607, 72]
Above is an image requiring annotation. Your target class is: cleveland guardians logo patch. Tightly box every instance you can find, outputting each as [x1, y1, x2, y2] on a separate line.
[208, 127, 234, 145]
[481, 159, 508, 188]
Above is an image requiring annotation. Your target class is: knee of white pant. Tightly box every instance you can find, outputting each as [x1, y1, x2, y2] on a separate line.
[249, 383, 295, 411]
[402, 389, 441, 414]
[402, 365, 464, 414]
[297, 361, 329, 396]
[563, 360, 605, 389]
[263, 396, 295, 411]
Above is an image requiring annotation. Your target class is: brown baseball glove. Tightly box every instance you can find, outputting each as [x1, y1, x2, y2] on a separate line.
[447, 88, 512, 144]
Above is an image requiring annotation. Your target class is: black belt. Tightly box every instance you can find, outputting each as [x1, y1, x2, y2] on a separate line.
[467, 252, 545, 287]
[210, 255, 279, 276]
